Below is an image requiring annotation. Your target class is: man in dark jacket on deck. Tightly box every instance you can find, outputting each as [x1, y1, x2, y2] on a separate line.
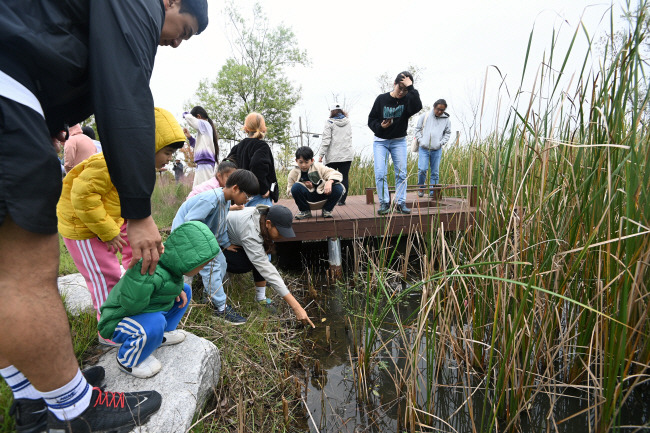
[0, 1, 209, 431]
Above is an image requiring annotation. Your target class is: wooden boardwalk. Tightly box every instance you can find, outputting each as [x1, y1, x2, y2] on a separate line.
[276, 186, 477, 243]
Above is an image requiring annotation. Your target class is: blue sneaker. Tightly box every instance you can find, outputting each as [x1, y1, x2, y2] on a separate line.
[257, 298, 278, 315]
[214, 305, 247, 325]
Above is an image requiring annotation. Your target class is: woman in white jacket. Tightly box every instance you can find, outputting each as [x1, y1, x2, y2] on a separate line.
[184, 106, 219, 187]
[318, 104, 354, 205]
[414, 99, 451, 197]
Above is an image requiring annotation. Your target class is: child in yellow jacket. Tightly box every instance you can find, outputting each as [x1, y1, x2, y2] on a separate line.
[57, 107, 185, 345]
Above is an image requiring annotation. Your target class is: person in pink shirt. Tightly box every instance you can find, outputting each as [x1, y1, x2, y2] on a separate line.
[63, 123, 98, 173]
[187, 160, 236, 199]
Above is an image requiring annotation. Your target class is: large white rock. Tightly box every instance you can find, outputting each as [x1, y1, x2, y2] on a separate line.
[96, 331, 220, 433]
[57, 273, 221, 432]
[57, 273, 94, 314]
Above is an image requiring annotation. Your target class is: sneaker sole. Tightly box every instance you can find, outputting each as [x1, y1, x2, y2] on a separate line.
[116, 362, 161, 379]
[160, 333, 186, 346]
[105, 406, 160, 433]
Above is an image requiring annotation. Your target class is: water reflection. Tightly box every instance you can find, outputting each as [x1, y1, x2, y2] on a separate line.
[301, 279, 650, 433]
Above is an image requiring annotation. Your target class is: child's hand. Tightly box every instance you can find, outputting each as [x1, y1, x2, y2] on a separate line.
[304, 181, 313, 189]
[229, 204, 244, 211]
[323, 180, 333, 195]
[381, 119, 393, 128]
[105, 234, 128, 254]
[224, 244, 241, 252]
[293, 305, 315, 328]
[176, 290, 188, 308]
[183, 128, 192, 139]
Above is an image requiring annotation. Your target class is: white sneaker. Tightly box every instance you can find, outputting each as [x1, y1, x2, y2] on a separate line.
[161, 330, 186, 346]
[117, 355, 162, 379]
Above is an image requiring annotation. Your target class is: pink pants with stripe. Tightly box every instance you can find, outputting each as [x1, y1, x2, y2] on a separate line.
[63, 223, 132, 319]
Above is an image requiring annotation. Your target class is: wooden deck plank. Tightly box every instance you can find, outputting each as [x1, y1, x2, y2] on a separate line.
[275, 191, 476, 242]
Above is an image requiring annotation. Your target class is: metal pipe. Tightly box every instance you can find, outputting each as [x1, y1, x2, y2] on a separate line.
[327, 237, 343, 281]
[327, 238, 342, 267]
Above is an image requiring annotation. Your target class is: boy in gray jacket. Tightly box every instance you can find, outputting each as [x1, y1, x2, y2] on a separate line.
[414, 99, 451, 197]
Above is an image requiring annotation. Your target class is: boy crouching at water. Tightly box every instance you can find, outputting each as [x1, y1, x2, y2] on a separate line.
[172, 169, 260, 325]
[287, 146, 344, 219]
[98, 221, 220, 378]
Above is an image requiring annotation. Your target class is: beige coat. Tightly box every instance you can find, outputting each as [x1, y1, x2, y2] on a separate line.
[286, 162, 344, 196]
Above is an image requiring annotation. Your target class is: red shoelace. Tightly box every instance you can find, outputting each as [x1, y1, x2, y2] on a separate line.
[93, 387, 126, 408]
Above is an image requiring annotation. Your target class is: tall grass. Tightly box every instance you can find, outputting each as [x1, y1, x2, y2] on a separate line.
[349, 2, 649, 432]
[151, 172, 193, 229]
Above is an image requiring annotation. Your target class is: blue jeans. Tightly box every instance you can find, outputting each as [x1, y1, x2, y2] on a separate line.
[417, 147, 442, 193]
[112, 283, 191, 367]
[291, 183, 343, 212]
[245, 195, 272, 208]
[373, 137, 407, 205]
[199, 251, 228, 308]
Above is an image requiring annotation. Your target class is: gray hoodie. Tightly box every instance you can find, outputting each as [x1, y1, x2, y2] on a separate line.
[226, 207, 290, 298]
[319, 117, 354, 163]
[414, 110, 451, 150]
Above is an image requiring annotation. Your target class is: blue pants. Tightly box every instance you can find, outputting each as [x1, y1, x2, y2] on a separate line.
[112, 284, 191, 368]
[373, 137, 408, 205]
[199, 251, 228, 308]
[291, 183, 343, 212]
[417, 147, 442, 192]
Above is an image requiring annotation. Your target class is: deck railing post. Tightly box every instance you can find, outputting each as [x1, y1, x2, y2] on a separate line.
[365, 188, 374, 204]
[470, 186, 478, 207]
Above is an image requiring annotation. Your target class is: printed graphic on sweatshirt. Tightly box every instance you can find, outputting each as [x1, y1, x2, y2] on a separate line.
[383, 105, 404, 120]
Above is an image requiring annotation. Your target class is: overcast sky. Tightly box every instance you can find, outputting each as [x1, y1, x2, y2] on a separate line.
[150, 0, 626, 158]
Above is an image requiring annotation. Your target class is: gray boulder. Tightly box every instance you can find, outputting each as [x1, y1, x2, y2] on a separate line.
[96, 331, 220, 433]
[57, 273, 221, 432]
[57, 273, 94, 314]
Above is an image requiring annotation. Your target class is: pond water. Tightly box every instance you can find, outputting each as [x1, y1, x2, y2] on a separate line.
[275, 240, 649, 432]
[296, 278, 650, 433]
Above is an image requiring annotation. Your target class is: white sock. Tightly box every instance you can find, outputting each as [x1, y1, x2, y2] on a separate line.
[217, 304, 226, 312]
[256, 286, 267, 301]
[0, 365, 41, 400]
[39, 369, 92, 421]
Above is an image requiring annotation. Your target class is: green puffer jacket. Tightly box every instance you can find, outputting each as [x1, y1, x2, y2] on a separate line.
[98, 221, 220, 338]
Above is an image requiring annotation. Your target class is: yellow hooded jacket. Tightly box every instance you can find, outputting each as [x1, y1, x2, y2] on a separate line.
[57, 108, 185, 241]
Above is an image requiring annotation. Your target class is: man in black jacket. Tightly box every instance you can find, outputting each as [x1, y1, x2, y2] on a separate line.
[0, 1, 208, 431]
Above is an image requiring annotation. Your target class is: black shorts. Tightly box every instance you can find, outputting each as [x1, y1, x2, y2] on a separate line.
[0, 96, 62, 234]
[223, 248, 265, 283]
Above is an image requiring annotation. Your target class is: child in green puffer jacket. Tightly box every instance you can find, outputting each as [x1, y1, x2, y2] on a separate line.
[98, 221, 220, 379]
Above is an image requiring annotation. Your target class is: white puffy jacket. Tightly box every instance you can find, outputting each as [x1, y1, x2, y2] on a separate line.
[319, 117, 354, 163]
